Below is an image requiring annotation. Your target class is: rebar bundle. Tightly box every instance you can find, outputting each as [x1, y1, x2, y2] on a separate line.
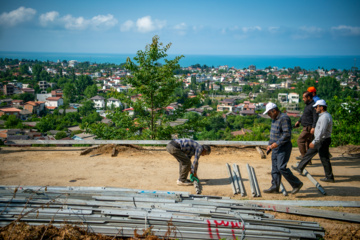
[0, 185, 325, 239]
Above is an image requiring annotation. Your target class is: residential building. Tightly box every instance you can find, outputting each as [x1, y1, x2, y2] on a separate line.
[24, 101, 45, 115]
[3, 84, 14, 96]
[107, 97, 122, 109]
[278, 93, 288, 103]
[45, 97, 64, 109]
[0, 107, 22, 118]
[288, 93, 299, 104]
[90, 95, 106, 109]
[217, 104, 233, 112]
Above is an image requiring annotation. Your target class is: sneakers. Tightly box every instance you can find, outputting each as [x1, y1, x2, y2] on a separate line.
[296, 156, 302, 160]
[177, 179, 193, 186]
[320, 177, 335, 183]
[291, 182, 303, 194]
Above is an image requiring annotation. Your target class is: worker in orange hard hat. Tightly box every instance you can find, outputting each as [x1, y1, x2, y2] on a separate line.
[307, 87, 320, 102]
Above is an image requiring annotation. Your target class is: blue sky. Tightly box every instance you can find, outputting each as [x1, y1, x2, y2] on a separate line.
[1, 0, 360, 56]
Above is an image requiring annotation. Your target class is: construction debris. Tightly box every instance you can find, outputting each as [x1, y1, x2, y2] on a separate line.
[0, 185, 326, 239]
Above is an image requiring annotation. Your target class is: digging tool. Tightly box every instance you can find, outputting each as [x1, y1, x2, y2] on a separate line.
[190, 173, 202, 194]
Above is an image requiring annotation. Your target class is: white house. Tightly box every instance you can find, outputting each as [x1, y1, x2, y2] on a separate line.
[90, 95, 106, 109]
[107, 97, 122, 108]
[224, 86, 238, 92]
[45, 97, 64, 108]
[288, 93, 299, 104]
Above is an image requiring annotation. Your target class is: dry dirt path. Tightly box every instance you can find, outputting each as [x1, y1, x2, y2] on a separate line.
[0, 145, 359, 239]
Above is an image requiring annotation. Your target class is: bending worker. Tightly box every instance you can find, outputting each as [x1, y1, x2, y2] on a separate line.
[166, 139, 211, 186]
[263, 102, 303, 194]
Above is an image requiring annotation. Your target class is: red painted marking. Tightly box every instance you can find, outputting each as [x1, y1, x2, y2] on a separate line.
[286, 207, 289, 213]
[207, 220, 213, 239]
[214, 220, 230, 227]
[231, 221, 240, 228]
[232, 229, 236, 239]
[273, 205, 277, 211]
[216, 228, 221, 239]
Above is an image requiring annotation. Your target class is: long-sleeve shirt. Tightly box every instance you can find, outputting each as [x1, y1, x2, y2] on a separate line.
[299, 100, 318, 128]
[173, 139, 203, 174]
[269, 113, 292, 147]
[313, 95, 320, 102]
[312, 111, 333, 145]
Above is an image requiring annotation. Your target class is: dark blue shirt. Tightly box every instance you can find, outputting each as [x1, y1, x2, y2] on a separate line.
[269, 113, 292, 147]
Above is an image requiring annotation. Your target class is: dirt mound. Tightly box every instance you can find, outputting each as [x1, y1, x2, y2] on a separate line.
[81, 144, 145, 156]
[0, 222, 165, 240]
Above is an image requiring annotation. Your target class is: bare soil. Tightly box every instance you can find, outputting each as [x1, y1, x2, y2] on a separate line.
[0, 145, 359, 239]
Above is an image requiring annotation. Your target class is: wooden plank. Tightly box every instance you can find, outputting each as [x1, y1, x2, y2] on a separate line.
[5, 140, 268, 146]
[256, 146, 266, 159]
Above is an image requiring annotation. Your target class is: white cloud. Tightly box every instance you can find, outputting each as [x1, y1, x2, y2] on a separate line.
[331, 25, 360, 36]
[268, 26, 280, 33]
[292, 26, 323, 39]
[120, 20, 135, 32]
[39, 11, 118, 30]
[173, 22, 187, 35]
[242, 26, 261, 33]
[0, 6, 36, 27]
[136, 16, 166, 33]
[62, 15, 89, 30]
[91, 14, 118, 30]
[39, 11, 59, 27]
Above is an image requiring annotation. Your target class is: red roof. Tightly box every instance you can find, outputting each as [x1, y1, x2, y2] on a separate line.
[0, 108, 21, 112]
[46, 97, 61, 101]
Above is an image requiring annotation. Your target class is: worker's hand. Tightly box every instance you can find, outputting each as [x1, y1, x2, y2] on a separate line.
[190, 173, 199, 183]
[270, 142, 278, 149]
[309, 143, 315, 148]
[310, 128, 315, 135]
[294, 121, 300, 128]
[266, 145, 272, 152]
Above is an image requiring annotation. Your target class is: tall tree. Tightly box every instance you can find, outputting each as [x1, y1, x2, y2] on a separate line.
[124, 36, 184, 139]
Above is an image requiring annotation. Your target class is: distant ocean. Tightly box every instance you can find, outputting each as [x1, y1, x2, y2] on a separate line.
[0, 51, 358, 70]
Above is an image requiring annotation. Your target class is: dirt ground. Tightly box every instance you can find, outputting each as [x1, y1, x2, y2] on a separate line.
[0, 144, 359, 239]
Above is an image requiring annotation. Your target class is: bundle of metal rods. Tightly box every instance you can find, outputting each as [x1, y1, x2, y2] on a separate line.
[0, 185, 325, 239]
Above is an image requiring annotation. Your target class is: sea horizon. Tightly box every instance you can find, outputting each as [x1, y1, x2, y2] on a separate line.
[0, 51, 359, 71]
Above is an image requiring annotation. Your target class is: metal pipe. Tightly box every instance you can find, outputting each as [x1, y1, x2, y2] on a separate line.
[246, 164, 256, 197]
[226, 163, 237, 195]
[233, 163, 246, 197]
[280, 182, 288, 196]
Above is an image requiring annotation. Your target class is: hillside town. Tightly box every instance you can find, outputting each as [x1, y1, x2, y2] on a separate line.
[0, 58, 359, 144]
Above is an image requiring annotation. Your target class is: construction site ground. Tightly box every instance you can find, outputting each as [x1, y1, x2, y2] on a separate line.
[0, 144, 360, 239]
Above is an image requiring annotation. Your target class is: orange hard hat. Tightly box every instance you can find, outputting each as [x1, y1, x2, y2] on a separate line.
[307, 86, 316, 93]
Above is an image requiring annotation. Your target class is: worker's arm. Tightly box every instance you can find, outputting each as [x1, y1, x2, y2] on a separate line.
[274, 116, 291, 148]
[312, 115, 329, 146]
[190, 146, 202, 175]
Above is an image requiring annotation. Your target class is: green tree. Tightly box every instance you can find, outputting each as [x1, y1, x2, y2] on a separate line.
[78, 100, 96, 117]
[84, 85, 98, 98]
[55, 131, 67, 140]
[123, 35, 184, 139]
[317, 76, 340, 100]
[63, 82, 76, 102]
[5, 115, 23, 128]
[76, 75, 93, 95]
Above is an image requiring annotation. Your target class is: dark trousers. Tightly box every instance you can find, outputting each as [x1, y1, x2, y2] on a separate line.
[297, 126, 314, 157]
[166, 142, 191, 182]
[298, 138, 333, 179]
[271, 141, 302, 189]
